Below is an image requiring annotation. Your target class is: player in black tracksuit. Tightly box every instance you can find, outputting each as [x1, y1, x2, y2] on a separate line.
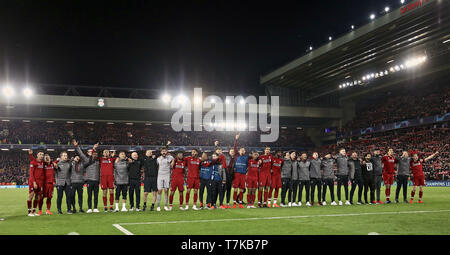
[361, 153, 375, 204]
[142, 150, 159, 211]
[349, 152, 363, 204]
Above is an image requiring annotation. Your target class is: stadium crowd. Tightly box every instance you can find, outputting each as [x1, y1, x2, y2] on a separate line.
[340, 85, 449, 132]
[1, 122, 448, 186]
[316, 122, 449, 180]
[0, 120, 313, 148]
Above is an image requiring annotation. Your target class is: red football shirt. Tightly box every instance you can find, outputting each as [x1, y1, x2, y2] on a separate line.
[259, 154, 273, 174]
[410, 160, 424, 177]
[44, 163, 55, 184]
[99, 157, 116, 176]
[172, 158, 186, 178]
[184, 156, 201, 178]
[271, 157, 283, 175]
[29, 155, 45, 184]
[247, 159, 260, 178]
[382, 155, 397, 174]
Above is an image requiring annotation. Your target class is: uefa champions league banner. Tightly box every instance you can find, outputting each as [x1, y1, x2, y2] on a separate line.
[424, 181, 450, 187]
[338, 113, 450, 139]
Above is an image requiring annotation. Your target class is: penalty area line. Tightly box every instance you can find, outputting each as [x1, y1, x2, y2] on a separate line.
[115, 209, 450, 227]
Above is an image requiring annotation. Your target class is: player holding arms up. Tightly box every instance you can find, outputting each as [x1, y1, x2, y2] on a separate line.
[75, 142, 100, 213]
[99, 149, 116, 212]
[258, 147, 272, 208]
[232, 135, 248, 209]
[246, 152, 260, 208]
[382, 148, 397, 204]
[409, 151, 439, 204]
[268, 150, 283, 207]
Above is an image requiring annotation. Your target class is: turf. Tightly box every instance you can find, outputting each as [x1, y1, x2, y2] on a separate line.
[0, 187, 449, 235]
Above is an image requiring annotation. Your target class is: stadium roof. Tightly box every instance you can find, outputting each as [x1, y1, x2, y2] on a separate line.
[260, 0, 450, 101]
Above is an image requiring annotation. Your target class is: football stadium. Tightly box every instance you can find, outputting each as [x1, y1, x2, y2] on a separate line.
[0, 0, 449, 237]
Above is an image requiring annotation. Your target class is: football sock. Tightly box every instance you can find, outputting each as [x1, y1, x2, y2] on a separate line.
[103, 196, 107, 207]
[179, 193, 184, 205]
[411, 191, 415, 198]
[169, 193, 174, 205]
[164, 193, 169, 206]
[185, 193, 190, 204]
[238, 192, 244, 203]
[258, 190, 263, 203]
[157, 193, 161, 206]
[193, 193, 198, 204]
[46, 199, 51, 210]
[27, 200, 32, 210]
[419, 191, 423, 199]
[264, 190, 268, 203]
[247, 194, 251, 205]
[233, 191, 238, 202]
[109, 193, 114, 206]
[38, 197, 43, 210]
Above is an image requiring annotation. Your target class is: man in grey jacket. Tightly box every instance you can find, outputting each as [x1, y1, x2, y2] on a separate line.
[335, 148, 351, 205]
[70, 156, 86, 213]
[309, 152, 322, 206]
[55, 151, 73, 214]
[395, 151, 411, 203]
[297, 153, 311, 206]
[114, 151, 130, 212]
[280, 152, 295, 207]
[75, 141, 100, 213]
[321, 153, 336, 205]
[372, 149, 384, 204]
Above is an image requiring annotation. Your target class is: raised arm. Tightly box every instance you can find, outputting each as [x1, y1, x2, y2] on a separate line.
[28, 149, 35, 162]
[424, 151, 439, 162]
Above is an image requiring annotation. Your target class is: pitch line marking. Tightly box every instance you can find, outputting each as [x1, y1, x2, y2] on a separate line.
[115, 209, 450, 227]
[113, 224, 135, 235]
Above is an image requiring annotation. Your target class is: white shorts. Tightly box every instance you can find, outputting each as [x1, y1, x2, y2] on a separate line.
[157, 176, 170, 190]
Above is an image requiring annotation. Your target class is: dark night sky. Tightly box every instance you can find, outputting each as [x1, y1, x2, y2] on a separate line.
[0, 0, 398, 95]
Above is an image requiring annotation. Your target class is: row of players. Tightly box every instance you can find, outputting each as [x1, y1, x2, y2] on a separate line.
[26, 134, 439, 216]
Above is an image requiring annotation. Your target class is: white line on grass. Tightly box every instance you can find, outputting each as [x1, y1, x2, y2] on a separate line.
[112, 209, 450, 235]
[113, 224, 135, 235]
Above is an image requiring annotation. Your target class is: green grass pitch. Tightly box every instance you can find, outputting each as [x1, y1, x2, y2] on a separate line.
[0, 187, 449, 235]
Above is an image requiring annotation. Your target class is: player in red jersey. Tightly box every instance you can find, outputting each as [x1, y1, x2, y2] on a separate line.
[43, 154, 57, 215]
[27, 149, 45, 216]
[169, 151, 187, 211]
[184, 149, 201, 210]
[268, 150, 283, 208]
[409, 151, 439, 204]
[97, 145, 116, 212]
[258, 147, 272, 207]
[246, 152, 260, 208]
[382, 148, 398, 203]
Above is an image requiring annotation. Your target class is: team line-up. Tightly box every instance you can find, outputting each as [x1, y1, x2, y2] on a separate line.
[25, 134, 439, 216]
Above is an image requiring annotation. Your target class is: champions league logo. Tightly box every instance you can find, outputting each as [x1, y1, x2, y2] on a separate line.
[169, 88, 279, 143]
